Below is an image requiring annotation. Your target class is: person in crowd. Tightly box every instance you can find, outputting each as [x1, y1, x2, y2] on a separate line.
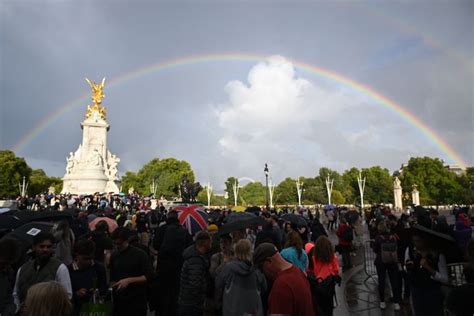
[52, 219, 75, 265]
[253, 243, 315, 316]
[269, 214, 284, 249]
[90, 220, 113, 265]
[392, 214, 412, 300]
[326, 209, 335, 231]
[310, 217, 328, 243]
[178, 231, 212, 316]
[109, 227, 154, 316]
[208, 224, 221, 256]
[0, 238, 20, 316]
[405, 230, 449, 316]
[68, 239, 107, 316]
[23, 281, 72, 316]
[336, 217, 353, 271]
[209, 234, 233, 315]
[135, 210, 149, 246]
[13, 232, 72, 313]
[372, 222, 401, 311]
[308, 236, 340, 280]
[306, 236, 341, 316]
[280, 231, 308, 273]
[446, 263, 474, 316]
[452, 213, 473, 259]
[429, 209, 439, 230]
[153, 211, 192, 316]
[255, 222, 281, 250]
[210, 234, 233, 279]
[215, 239, 266, 316]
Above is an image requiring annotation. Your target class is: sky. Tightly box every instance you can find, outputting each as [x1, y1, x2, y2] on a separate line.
[0, 0, 473, 190]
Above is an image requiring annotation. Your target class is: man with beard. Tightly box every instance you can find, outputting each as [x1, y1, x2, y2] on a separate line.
[13, 232, 72, 313]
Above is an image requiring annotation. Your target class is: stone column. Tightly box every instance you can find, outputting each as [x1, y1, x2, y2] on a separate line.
[412, 185, 420, 206]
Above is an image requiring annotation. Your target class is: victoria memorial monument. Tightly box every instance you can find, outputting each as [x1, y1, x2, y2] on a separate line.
[61, 78, 120, 194]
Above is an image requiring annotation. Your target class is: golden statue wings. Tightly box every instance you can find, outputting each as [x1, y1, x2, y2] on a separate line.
[85, 77, 106, 105]
[85, 77, 107, 120]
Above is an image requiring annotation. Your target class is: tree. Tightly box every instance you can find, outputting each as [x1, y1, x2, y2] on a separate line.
[400, 157, 463, 205]
[28, 169, 62, 195]
[342, 167, 361, 204]
[274, 177, 298, 205]
[457, 167, 474, 204]
[301, 177, 326, 204]
[121, 157, 195, 197]
[240, 182, 266, 206]
[361, 166, 393, 204]
[331, 190, 346, 204]
[0, 150, 32, 198]
[224, 177, 238, 206]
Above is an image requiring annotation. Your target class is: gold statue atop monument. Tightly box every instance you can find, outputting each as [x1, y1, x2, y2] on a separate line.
[85, 78, 107, 120]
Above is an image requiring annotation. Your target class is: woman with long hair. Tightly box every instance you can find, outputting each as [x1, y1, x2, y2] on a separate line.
[215, 239, 266, 316]
[24, 281, 72, 316]
[280, 231, 308, 273]
[307, 236, 341, 316]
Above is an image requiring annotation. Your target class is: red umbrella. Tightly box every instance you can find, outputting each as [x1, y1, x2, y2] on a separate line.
[174, 205, 208, 235]
[89, 216, 118, 233]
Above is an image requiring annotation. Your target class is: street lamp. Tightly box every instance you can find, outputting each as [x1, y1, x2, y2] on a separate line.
[264, 163, 269, 209]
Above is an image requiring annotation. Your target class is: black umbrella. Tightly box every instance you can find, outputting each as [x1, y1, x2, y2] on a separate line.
[218, 212, 266, 235]
[245, 206, 261, 215]
[0, 214, 22, 232]
[6, 222, 54, 248]
[281, 213, 308, 227]
[14, 210, 72, 224]
[412, 224, 455, 243]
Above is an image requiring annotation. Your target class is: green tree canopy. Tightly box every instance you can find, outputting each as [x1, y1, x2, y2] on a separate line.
[400, 157, 463, 205]
[224, 177, 238, 205]
[121, 157, 195, 197]
[29, 169, 63, 195]
[361, 166, 393, 204]
[240, 182, 266, 206]
[275, 177, 298, 205]
[0, 150, 32, 198]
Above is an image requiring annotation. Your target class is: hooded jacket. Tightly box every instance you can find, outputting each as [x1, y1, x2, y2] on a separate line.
[178, 245, 210, 308]
[215, 260, 266, 316]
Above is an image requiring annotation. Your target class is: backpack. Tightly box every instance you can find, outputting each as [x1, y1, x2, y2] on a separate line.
[380, 235, 398, 264]
[307, 273, 341, 316]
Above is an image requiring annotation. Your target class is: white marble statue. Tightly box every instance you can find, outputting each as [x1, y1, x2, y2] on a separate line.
[108, 154, 120, 179]
[393, 177, 403, 210]
[66, 152, 76, 174]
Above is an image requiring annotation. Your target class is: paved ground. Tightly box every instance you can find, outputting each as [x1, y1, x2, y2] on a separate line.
[329, 223, 413, 316]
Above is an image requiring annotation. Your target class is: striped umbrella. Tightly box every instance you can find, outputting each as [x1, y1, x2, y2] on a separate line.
[174, 205, 209, 235]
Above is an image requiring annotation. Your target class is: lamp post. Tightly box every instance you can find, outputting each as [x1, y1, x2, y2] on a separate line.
[357, 171, 366, 213]
[264, 163, 269, 210]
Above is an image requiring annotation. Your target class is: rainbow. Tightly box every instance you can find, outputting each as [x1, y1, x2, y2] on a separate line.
[12, 53, 468, 168]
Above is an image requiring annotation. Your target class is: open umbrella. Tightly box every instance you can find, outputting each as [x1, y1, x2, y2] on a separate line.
[218, 212, 266, 235]
[89, 216, 118, 233]
[281, 213, 308, 227]
[174, 205, 209, 235]
[6, 221, 54, 248]
[14, 210, 72, 224]
[0, 214, 22, 233]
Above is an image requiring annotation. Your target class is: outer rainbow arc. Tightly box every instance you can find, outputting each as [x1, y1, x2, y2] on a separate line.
[12, 53, 468, 168]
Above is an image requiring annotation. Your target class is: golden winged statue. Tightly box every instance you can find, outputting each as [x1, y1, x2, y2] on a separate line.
[85, 77, 107, 120]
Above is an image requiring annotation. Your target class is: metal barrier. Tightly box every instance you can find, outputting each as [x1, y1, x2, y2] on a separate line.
[447, 262, 468, 287]
[363, 239, 377, 283]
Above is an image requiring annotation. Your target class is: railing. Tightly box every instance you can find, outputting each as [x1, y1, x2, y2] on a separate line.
[363, 239, 377, 283]
[447, 262, 468, 287]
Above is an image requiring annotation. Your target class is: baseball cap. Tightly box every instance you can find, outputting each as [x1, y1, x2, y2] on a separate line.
[253, 242, 278, 268]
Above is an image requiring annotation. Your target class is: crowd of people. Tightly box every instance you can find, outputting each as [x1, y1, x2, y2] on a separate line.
[0, 193, 473, 316]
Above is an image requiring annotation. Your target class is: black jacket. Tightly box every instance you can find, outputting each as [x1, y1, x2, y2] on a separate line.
[178, 245, 210, 308]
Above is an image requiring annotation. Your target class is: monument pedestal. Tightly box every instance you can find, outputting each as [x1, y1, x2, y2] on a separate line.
[62, 78, 120, 194]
